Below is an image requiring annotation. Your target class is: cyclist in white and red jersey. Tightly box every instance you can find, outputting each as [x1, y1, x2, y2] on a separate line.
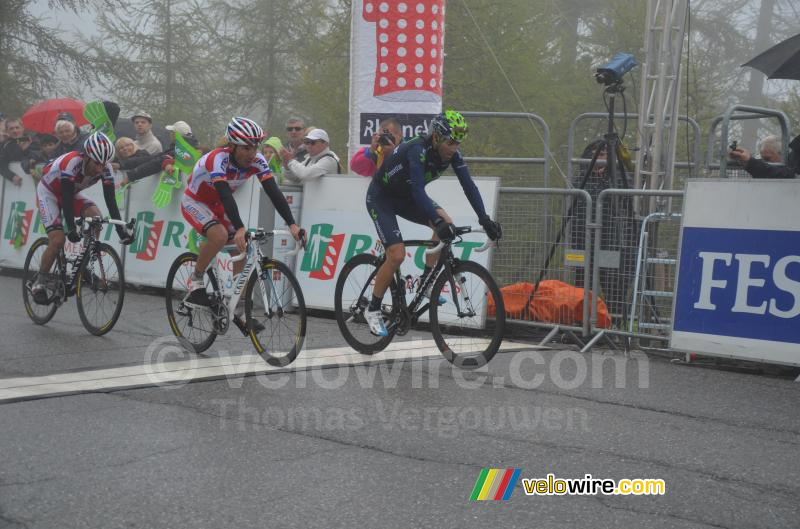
[31, 132, 133, 304]
[181, 117, 303, 310]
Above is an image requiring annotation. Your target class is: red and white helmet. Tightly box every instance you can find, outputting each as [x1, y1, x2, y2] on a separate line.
[226, 117, 265, 146]
[84, 132, 115, 164]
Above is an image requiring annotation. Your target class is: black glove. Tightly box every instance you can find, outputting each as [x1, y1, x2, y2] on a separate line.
[67, 230, 82, 243]
[479, 216, 502, 241]
[116, 226, 134, 245]
[433, 218, 456, 241]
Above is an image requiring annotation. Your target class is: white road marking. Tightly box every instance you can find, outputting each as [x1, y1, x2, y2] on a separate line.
[0, 339, 536, 403]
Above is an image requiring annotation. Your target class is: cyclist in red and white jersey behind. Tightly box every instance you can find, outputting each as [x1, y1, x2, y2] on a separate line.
[181, 117, 303, 320]
[31, 132, 133, 303]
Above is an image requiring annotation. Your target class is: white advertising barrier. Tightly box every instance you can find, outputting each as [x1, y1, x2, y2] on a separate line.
[272, 186, 303, 269]
[122, 174, 261, 288]
[296, 175, 499, 319]
[671, 179, 800, 367]
[0, 163, 126, 269]
[347, 0, 444, 161]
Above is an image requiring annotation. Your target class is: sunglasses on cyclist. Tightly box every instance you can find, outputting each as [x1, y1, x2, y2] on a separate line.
[286, 126, 303, 132]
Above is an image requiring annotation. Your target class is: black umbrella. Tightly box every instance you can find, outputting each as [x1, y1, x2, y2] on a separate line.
[742, 32, 800, 80]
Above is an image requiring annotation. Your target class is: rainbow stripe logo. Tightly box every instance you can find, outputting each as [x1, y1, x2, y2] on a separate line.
[470, 469, 522, 500]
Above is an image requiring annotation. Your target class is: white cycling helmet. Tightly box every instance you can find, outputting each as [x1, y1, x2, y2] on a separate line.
[84, 131, 116, 164]
[226, 117, 265, 146]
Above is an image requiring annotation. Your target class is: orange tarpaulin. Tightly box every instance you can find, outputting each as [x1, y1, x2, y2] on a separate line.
[488, 280, 611, 328]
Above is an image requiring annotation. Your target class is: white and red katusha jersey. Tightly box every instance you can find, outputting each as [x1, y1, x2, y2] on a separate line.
[40, 151, 114, 195]
[363, 0, 445, 99]
[185, 147, 272, 203]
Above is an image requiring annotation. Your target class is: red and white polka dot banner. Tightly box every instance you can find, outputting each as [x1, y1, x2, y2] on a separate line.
[348, 0, 444, 162]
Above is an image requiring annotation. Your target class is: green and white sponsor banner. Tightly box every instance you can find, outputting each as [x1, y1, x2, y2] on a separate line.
[122, 175, 261, 288]
[296, 175, 499, 312]
[0, 163, 125, 268]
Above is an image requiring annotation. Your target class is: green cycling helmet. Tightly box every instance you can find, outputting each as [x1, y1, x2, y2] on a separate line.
[431, 110, 468, 143]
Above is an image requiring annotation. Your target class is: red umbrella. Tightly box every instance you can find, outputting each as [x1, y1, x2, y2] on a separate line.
[21, 98, 89, 134]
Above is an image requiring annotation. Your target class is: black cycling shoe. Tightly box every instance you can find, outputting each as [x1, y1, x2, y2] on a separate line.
[184, 288, 212, 307]
[31, 283, 52, 305]
[233, 315, 265, 336]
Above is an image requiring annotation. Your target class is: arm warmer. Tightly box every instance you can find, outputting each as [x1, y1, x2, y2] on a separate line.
[61, 179, 77, 232]
[261, 177, 296, 226]
[102, 182, 122, 222]
[213, 180, 245, 230]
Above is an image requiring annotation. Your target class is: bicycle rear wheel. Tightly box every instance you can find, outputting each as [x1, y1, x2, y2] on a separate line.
[76, 242, 125, 336]
[165, 252, 217, 353]
[429, 260, 505, 368]
[22, 237, 59, 325]
[245, 259, 306, 367]
[334, 253, 397, 354]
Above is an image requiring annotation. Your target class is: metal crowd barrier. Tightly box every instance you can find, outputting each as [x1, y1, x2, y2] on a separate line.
[492, 187, 593, 342]
[585, 189, 684, 351]
[705, 105, 791, 178]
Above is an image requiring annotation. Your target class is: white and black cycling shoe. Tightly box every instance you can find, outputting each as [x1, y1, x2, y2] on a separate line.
[365, 309, 388, 337]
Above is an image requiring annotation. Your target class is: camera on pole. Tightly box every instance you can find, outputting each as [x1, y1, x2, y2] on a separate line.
[595, 52, 637, 85]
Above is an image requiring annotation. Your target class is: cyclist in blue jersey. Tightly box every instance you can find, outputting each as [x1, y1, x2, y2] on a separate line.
[364, 110, 502, 336]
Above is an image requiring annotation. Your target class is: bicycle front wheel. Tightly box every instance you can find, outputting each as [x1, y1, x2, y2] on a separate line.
[165, 252, 217, 353]
[244, 259, 306, 367]
[22, 237, 59, 325]
[76, 242, 125, 336]
[430, 260, 505, 368]
[334, 253, 397, 354]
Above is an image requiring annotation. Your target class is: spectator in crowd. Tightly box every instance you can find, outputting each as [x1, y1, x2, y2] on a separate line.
[350, 117, 403, 176]
[36, 133, 59, 161]
[757, 135, 782, 163]
[285, 117, 307, 162]
[131, 111, 163, 154]
[262, 136, 284, 183]
[0, 115, 7, 143]
[113, 136, 152, 176]
[729, 134, 800, 179]
[126, 120, 200, 183]
[279, 128, 340, 184]
[28, 133, 59, 183]
[0, 118, 41, 186]
[51, 119, 88, 159]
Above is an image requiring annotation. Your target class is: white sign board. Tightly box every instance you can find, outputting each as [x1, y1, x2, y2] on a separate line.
[671, 179, 800, 366]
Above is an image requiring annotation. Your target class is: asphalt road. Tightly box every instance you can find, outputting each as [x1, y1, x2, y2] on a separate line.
[0, 273, 798, 529]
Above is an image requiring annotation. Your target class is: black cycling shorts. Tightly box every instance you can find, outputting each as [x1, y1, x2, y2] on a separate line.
[365, 179, 439, 247]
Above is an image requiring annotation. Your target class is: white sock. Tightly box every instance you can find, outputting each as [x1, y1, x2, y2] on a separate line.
[191, 271, 205, 289]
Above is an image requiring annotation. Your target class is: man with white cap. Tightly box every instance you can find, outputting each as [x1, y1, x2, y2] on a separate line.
[279, 128, 340, 184]
[131, 111, 163, 154]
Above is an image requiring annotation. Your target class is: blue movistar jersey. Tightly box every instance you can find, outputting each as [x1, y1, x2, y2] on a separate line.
[373, 135, 487, 222]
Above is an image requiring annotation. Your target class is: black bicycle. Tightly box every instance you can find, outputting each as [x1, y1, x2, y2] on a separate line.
[334, 226, 505, 368]
[22, 216, 135, 336]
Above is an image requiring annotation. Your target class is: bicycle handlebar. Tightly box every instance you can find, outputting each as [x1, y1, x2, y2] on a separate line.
[75, 216, 136, 231]
[228, 229, 304, 262]
[423, 227, 497, 256]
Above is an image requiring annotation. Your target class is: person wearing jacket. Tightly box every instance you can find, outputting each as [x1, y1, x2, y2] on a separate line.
[729, 134, 799, 179]
[278, 128, 340, 184]
[124, 121, 200, 183]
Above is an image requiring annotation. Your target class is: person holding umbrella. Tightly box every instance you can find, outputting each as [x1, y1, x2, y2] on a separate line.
[730, 32, 800, 178]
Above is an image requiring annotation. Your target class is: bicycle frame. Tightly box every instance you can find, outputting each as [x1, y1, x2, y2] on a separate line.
[52, 216, 132, 303]
[362, 227, 494, 333]
[201, 229, 301, 334]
